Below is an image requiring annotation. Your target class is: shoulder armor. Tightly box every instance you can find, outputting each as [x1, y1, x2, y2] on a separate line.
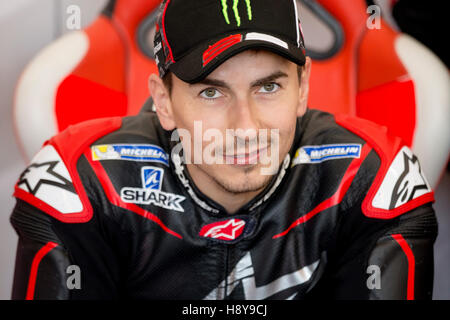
[14, 117, 122, 223]
[336, 114, 434, 219]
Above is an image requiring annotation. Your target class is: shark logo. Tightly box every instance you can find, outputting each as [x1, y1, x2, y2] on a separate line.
[142, 167, 164, 190]
[121, 166, 186, 212]
[204, 252, 320, 300]
[371, 147, 432, 211]
[220, 0, 252, 27]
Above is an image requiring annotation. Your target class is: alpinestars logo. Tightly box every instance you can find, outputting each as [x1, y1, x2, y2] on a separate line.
[372, 146, 432, 210]
[204, 252, 320, 300]
[389, 151, 431, 209]
[121, 166, 186, 212]
[220, 0, 252, 27]
[199, 219, 246, 241]
[15, 145, 83, 214]
[18, 161, 76, 196]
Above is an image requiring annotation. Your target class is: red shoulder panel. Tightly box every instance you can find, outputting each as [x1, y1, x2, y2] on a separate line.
[14, 117, 122, 223]
[335, 114, 434, 219]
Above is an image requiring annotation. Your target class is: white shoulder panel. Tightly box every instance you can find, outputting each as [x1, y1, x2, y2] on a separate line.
[16, 145, 83, 214]
[372, 146, 432, 210]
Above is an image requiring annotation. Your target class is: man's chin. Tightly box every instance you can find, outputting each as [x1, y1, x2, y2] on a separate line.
[211, 168, 274, 195]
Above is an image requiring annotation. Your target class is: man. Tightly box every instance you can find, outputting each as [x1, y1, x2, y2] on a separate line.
[10, 0, 437, 300]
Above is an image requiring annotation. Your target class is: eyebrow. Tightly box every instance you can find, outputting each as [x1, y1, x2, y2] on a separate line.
[250, 71, 288, 87]
[191, 71, 289, 90]
[192, 78, 230, 89]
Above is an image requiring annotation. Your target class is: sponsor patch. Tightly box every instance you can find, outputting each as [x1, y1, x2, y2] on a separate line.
[91, 144, 169, 166]
[372, 146, 432, 210]
[292, 144, 362, 166]
[142, 167, 164, 190]
[16, 145, 83, 214]
[120, 166, 185, 212]
[199, 219, 246, 241]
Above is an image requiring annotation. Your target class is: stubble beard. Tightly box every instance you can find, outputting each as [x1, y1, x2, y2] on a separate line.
[194, 163, 275, 195]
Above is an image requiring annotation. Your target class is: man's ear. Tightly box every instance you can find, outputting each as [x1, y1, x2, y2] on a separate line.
[148, 73, 176, 131]
[297, 57, 311, 117]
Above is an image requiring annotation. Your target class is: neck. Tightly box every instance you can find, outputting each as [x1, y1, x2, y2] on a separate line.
[186, 164, 264, 214]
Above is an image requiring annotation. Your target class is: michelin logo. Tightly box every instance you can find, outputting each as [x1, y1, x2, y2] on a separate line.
[92, 144, 169, 166]
[292, 144, 362, 166]
[121, 166, 185, 212]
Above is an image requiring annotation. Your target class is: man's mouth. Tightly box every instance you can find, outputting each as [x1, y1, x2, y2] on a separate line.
[223, 147, 268, 165]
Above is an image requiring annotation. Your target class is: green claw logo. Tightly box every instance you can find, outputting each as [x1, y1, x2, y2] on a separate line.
[220, 0, 253, 27]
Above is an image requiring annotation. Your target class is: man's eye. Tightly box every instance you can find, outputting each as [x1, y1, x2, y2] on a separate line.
[200, 88, 222, 99]
[259, 83, 280, 93]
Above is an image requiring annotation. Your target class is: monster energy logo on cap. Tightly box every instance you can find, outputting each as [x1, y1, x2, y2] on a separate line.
[220, 0, 253, 27]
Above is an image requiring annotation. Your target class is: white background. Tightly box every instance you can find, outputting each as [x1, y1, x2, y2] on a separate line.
[0, 0, 448, 300]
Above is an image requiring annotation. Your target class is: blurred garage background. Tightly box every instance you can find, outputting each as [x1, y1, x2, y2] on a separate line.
[0, 0, 448, 300]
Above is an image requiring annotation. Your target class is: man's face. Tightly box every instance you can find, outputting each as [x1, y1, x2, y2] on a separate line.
[155, 50, 310, 195]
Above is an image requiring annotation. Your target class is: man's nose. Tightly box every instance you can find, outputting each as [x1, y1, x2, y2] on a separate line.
[229, 97, 260, 140]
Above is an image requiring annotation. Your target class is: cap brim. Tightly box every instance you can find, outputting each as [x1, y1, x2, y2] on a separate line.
[169, 33, 306, 84]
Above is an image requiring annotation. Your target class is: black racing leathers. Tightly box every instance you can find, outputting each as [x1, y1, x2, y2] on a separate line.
[10, 108, 438, 300]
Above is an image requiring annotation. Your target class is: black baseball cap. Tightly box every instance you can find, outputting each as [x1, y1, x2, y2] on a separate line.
[153, 0, 306, 84]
